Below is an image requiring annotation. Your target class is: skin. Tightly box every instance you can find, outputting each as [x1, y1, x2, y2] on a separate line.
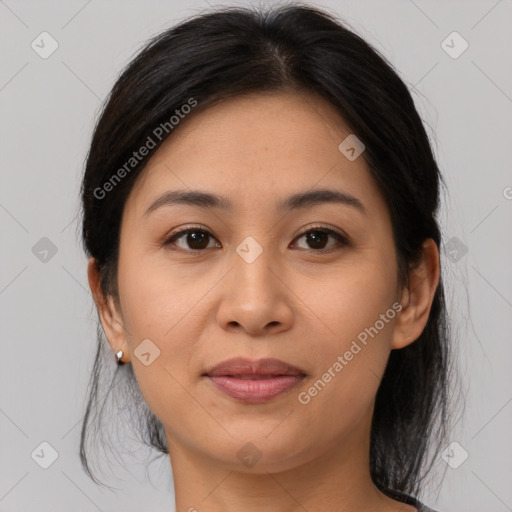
[88, 90, 440, 512]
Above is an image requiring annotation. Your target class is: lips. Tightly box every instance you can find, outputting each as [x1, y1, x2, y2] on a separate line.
[203, 357, 306, 403]
[204, 357, 305, 377]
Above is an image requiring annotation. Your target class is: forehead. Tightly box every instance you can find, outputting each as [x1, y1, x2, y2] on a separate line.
[124, 91, 387, 219]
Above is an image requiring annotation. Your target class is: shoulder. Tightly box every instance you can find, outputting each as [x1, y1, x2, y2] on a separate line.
[415, 503, 440, 512]
[383, 489, 440, 512]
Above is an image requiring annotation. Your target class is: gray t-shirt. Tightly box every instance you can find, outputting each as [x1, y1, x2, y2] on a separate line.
[416, 502, 438, 512]
[386, 490, 439, 512]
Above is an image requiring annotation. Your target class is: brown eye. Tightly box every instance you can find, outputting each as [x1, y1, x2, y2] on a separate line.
[292, 228, 348, 252]
[164, 228, 220, 251]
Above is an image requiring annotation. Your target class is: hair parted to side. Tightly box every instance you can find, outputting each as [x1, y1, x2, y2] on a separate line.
[80, 3, 453, 499]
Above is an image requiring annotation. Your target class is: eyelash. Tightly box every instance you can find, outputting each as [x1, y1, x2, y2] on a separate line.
[162, 224, 349, 254]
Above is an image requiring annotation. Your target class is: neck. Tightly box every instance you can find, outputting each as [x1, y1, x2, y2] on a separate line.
[166, 407, 414, 512]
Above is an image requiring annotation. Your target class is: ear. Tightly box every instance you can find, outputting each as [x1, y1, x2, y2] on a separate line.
[392, 238, 440, 350]
[87, 257, 130, 363]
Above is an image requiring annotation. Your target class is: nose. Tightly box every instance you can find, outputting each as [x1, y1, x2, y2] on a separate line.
[215, 243, 294, 337]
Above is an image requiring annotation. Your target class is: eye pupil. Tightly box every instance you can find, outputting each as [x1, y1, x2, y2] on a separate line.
[307, 231, 328, 249]
[188, 231, 209, 249]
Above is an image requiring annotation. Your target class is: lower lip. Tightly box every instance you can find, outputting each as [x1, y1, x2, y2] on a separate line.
[206, 375, 304, 403]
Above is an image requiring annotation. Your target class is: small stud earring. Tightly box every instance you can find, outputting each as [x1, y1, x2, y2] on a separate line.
[115, 349, 126, 365]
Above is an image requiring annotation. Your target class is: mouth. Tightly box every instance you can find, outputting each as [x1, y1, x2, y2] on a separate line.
[202, 357, 306, 403]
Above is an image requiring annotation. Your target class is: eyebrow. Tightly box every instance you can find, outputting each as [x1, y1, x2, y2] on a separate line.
[143, 188, 366, 217]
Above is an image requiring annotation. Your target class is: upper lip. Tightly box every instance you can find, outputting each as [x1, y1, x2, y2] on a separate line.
[204, 357, 306, 377]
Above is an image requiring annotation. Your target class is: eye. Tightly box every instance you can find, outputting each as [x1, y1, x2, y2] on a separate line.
[291, 226, 349, 252]
[163, 226, 220, 251]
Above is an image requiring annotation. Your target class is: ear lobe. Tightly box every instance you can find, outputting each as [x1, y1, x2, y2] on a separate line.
[391, 238, 440, 350]
[87, 257, 129, 360]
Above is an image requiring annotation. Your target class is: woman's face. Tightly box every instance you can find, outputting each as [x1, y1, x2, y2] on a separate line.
[100, 91, 412, 473]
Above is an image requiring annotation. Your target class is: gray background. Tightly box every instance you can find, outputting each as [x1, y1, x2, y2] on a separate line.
[1, 0, 511, 510]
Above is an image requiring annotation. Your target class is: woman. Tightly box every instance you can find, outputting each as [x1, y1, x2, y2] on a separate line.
[80, 4, 452, 511]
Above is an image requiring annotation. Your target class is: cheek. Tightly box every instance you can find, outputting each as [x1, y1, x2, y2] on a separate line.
[117, 245, 202, 339]
[116, 256, 203, 427]
[298, 255, 398, 350]
[295, 298, 396, 446]
[295, 253, 398, 408]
